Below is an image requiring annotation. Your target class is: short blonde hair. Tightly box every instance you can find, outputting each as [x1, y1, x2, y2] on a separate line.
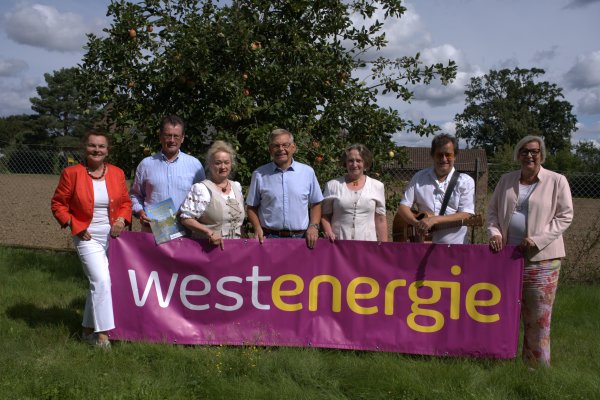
[206, 140, 237, 174]
[513, 135, 546, 163]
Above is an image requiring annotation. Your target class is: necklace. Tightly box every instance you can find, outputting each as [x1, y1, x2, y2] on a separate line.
[87, 163, 106, 180]
[216, 180, 229, 193]
[346, 174, 363, 187]
[515, 182, 538, 212]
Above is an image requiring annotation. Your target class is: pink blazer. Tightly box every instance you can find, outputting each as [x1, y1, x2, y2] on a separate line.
[487, 166, 573, 262]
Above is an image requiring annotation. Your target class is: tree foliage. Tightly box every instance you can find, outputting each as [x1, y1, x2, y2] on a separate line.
[455, 68, 577, 157]
[30, 68, 94, 140]
[78, 0, 456, 181]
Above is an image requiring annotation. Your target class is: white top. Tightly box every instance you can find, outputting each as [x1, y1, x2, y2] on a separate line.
[179, 181, 243, 219]
[322, 176, 386, 241]
[507, 182, 538, 245]
[400, 167, 475, 244]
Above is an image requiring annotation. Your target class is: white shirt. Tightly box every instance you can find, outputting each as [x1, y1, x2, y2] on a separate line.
[322, 176, 386, 241]
[400, 167, 475, 244]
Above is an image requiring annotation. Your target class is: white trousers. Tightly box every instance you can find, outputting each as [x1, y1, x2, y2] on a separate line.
[74, 222, 115, 332]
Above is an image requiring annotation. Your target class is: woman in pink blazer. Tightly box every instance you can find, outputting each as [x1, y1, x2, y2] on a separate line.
[487, 135, 573, 367]
[51, 130, 131, 348]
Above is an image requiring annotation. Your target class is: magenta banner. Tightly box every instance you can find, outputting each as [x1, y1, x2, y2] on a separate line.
[108, 231, 523, 358]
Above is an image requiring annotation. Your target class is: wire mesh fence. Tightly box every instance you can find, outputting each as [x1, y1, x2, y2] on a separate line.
[1, 145, 599, 282]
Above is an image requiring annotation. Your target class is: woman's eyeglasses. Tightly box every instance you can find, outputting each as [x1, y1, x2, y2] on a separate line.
[519, 149, 541, 157]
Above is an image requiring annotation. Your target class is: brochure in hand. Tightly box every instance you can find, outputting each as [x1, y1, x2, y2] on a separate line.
[145, 198, 186, 244]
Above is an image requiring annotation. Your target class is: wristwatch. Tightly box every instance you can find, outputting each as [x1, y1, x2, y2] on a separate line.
[307, 223, 320, 231]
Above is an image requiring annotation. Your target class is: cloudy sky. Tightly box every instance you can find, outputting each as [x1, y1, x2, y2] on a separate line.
[1, 0, 599, 147]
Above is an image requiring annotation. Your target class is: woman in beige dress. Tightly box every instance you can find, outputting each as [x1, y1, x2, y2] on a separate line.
[179, 141, 245, 249]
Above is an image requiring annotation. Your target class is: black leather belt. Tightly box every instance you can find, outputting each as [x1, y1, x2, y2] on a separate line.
[262, 227, 305, 237]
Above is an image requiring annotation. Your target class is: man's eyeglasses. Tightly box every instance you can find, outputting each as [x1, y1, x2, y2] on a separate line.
[269, 143, 292, 150]
[519, 149, 541, 157]
[433, 152, 455, 160]
[161, 134, 183, 140]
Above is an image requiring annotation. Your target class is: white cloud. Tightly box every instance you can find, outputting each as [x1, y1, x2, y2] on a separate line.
[3, 4, 90, 52]
[0, 58, 28, 76]
[577, 89, 600, 115]
[0, 76, 40, 116]
[571, 121, 600, 146]
[350, 3, 431, 60]
[564, 51, 600, 89]
[411, 69, 470, 107]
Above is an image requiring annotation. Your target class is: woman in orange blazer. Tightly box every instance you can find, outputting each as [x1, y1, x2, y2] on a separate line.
[487, 135, 573, 367]
[51, 130, 131, 348]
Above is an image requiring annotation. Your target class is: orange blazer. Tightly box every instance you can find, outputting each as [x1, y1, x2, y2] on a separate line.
[51, 163, 132, 236]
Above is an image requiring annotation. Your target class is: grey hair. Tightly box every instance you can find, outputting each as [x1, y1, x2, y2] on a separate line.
[269, 128, 294, 144]
[513, 135, 546, 163]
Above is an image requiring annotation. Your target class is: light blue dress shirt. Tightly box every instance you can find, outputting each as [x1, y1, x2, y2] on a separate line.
[130, 151, 205, 213]
[246, 160, 324, 231]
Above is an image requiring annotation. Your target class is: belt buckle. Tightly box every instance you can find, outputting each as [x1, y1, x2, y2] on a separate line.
[280, 230, 292, 237]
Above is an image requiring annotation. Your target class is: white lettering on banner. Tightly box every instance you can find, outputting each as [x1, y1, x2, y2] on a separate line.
[215, 276, 244, 311]
[128, 270, 178, 308]
[180, 275, 211, 310]
[127, 266, 273, 311]
[245, 266, 271, 310]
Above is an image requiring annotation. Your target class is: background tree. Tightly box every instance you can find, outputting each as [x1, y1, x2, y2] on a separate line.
[455, 67, 577, 157]
[30, 67, 94, 145]
[78, 0, 456, 181]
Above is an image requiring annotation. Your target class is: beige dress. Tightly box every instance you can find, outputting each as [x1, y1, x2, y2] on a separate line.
[179, 179, 245, 238]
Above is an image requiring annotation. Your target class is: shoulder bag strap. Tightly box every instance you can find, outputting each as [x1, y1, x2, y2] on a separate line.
[439, 171, 460, 216]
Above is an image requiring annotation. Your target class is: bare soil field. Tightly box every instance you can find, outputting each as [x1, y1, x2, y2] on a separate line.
[1, 173, 598, 280]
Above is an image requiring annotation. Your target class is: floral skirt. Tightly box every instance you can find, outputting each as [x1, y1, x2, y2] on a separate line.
[521, 258, 561, 367]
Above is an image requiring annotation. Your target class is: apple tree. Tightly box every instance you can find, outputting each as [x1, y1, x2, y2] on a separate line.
[78, 0, 456, 182]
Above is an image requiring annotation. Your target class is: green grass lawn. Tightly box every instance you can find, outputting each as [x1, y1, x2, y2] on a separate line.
[1, 246, 599, 399]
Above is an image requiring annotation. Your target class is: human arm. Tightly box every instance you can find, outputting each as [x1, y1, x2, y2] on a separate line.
[110, 167, 132, 238]
[527, 174, 573, 251]
[321, 213, 335, 242]
[51, 169, 75, 230]
[246, 206, 264, 243]
[375, 213, 388, 242]
[320, 181, 336, 241]
[180, 218, 224, 250]
[129, 162, 151, 226]
[305, 202, 321, 249]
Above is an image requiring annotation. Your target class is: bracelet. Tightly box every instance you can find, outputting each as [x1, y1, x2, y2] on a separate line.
[115, 217, 125, 225]
[308, 223, 320, 231]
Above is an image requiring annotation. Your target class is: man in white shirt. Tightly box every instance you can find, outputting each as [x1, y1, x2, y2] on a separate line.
[396, 134, 475, 244]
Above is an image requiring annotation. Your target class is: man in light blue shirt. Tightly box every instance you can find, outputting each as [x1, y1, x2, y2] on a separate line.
[246, 129, 323, 249]
[130, 115, 205, 231]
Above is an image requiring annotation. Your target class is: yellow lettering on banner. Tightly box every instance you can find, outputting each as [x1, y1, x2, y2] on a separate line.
[465, 283, 501, 323]
[346, 277, 379, 315]
[384, 279, 407, 315]
[272, 274, 304, 311]
[407, 281, 444, 333]
[309, 275, 342, 312]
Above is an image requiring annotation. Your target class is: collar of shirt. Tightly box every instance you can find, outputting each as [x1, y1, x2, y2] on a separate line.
[428, 166, 456, 187]
[160, 150, 181, 163]
[272, 159, 296, 173]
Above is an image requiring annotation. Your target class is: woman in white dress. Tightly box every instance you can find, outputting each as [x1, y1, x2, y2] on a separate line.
[179, 140, 245, 249]
[321, 144, 388, 242]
